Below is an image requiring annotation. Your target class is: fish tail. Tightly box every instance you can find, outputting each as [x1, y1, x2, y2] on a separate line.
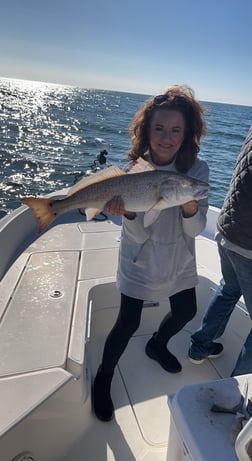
[21, 196, 58, 232]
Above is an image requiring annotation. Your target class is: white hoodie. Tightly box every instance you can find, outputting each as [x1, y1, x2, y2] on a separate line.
[116, 153, 209, 301]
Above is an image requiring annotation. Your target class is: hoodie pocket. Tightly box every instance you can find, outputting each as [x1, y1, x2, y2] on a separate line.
[133, 237, 195, 284]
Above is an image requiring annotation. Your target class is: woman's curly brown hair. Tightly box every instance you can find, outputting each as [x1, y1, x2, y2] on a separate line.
[128, 85, 207, 173]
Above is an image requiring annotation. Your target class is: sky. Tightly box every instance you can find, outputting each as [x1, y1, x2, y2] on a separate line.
[1, 0, 252, 106]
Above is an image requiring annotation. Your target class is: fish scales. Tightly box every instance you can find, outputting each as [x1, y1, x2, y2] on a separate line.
[21, 162, 209, 232]
[54, 170, 165, 213]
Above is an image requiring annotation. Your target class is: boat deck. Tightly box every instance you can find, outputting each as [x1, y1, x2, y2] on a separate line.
[83, 235, 248, 461]
[0, 208, 250, 461]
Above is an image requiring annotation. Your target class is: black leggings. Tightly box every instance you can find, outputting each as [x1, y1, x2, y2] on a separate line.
[101, 288, 197, 374]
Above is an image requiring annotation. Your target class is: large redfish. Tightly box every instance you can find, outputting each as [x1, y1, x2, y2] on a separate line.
[21, 158, 209, 232]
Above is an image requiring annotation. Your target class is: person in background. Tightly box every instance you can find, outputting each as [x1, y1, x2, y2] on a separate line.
[188, 127, 252, 377]
[93, 84, 209, 422]
[97, 149, 108, 165]
[94, 137, 109, 166]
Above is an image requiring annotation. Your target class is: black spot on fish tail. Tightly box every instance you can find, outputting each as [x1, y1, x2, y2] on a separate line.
[49, 201, 57, 216]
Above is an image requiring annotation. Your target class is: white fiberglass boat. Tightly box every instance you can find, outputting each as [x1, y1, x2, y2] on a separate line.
[0, 201, 252, 461]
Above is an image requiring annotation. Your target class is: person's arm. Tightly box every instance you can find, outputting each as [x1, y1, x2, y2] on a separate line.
[181, 200, 198, 218]
[104, 196, 136, 220]
[181, 160, 209, 237]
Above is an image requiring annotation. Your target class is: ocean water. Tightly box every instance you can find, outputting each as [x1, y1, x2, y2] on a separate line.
[0, 77, 252, 220]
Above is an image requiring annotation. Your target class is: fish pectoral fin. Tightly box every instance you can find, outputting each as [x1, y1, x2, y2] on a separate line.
[85, 207, 103, 221]
[68, 166, 126, 196]
[143, 198, 170, 227]
[153, 197, 171, 210]
[126, 157, 155, 174]
[143, 209, 161, 227]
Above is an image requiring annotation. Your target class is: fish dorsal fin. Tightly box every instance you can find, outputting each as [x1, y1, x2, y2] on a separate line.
[68, 166, 126, 196]
[126, 157, 155, 174]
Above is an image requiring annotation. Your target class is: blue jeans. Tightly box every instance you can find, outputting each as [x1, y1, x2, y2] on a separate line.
[190, 242, 252, 376]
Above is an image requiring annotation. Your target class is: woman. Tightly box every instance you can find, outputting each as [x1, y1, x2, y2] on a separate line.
[93, 84, 209, 421]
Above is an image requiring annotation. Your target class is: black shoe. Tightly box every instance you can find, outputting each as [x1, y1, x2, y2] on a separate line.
[92, 366, 114, 422]
[145, 333, 182, 373]
[188, 342, 223, 364]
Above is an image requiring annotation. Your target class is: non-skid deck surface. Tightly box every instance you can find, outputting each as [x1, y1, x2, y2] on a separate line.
[81, 234, 247, 460]
[117, 331, 221, 448]
[66, 330, 223, 461]
[3, 217, 248, 461]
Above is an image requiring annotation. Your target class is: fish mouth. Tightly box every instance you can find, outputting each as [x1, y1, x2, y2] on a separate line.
[195, 187, 209, 199]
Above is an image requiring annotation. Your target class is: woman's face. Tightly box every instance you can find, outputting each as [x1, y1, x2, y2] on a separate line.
[149, 109, 185, 165]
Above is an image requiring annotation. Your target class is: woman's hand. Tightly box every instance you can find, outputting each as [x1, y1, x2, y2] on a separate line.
[104, 196, 136, 220]
[181, 200, 198, 218]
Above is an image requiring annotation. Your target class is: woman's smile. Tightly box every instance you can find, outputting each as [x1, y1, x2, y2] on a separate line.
[149, 109, 185, 165]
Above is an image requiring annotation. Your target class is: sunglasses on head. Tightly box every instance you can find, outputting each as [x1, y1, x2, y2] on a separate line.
[153, 94, 187, 106]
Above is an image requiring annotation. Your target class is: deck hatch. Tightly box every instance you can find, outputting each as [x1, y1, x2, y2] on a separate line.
[0, 251, 79, 377]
